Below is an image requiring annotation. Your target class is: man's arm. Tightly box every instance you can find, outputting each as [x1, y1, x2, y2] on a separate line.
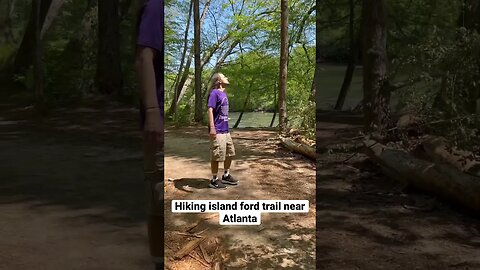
[208, 107, 216, 139]
[136, 46, 158, 109]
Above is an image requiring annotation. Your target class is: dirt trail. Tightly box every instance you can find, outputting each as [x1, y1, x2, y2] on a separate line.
[0, 101, 316, 269]
[164, 127, 316, 269]
[316, 116, 480, 270]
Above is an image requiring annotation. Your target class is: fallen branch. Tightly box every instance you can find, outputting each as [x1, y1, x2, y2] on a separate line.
[280, 137, 316, 159]
[363, 139, 480, 213]
[173, 231, 203, 238]
[173, 237, 206, 260]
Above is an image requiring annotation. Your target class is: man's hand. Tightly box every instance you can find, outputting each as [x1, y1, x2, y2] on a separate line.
[209, 127, 216, 140]
[144, 108, 163, 150]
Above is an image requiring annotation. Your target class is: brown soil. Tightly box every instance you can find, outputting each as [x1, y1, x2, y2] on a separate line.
[164, 126, 316, 269]
[0, 100, 316, 270]
[317, 114, 480, 270]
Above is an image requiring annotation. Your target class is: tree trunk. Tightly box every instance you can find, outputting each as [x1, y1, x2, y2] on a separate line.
[96, 0, 122, 95]
[361, 0, 390, 132]
[279, 0, 289, 133]
[13, 0, 53, 74]
[270, 83, 277, 127]
[364, 140, 480, 213]
[33, 0, 45, 111]
[1, 0, 17, 44]
[193, 0, 202, 122]
[119, 0, 133, 20]
[233, 80, 253, 129]
[168, 0, 211, 118]
[40, 0, 64, 38]
[463, 0, 480, 113]
[335, 0, 356, 111]
[169, 0, 193, 118]
[60, 0, 96, 59]
[460, 0, 480, 31]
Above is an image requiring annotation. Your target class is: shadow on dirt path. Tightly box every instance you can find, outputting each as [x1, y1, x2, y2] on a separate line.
[316, 115, 480, 270]
[0, 102, 152, 270]
[164, 127, 316, 269]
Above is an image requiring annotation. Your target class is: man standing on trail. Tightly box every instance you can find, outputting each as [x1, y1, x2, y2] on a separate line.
[135, 0, 163, 269]
[207, 73, 239, 189]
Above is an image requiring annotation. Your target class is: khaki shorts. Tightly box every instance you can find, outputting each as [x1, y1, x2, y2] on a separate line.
[210, 133, 235, 161]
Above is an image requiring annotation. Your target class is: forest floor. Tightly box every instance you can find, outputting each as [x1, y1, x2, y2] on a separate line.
[1, 91, 479, 269]
[0, 95, 315, 270]
[317, 111, 480, 270]
[164, 127, 316, 269]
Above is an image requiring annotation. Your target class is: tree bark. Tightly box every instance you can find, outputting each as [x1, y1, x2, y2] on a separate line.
[168, 0, 211, 118]
[279, 0, 289, 133]
[13, 0, 52, 74]
[364, 139, 480, 213]
[280, 137, 316, 159]
[419, 136, 480, 176]
[1, 0, 17, 44]
[33, 0, 45, 111]
[361, 0, 390, 132]
[460, 0, 480, 31]
[193, 0, 202, 122]
[335, 0, 356, 111]
[463, 0, 480, 113]
[170, 0, 193, 117]
[270, 83, 277, 127]
[96, 0, 122, 95]
[40, 0, 64, 38]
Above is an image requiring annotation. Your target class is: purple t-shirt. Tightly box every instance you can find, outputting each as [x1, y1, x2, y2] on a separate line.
[137, 0, 164, 123]
[207, 89, 229, 134]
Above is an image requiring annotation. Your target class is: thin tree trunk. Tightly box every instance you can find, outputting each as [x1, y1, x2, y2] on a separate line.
[314, 0, 320, 106]
[40, 0, 64, 38]
[193, 0, 202, 122]
[170, 0, 193, 117]
[335, 0, 356, 111]
[270, 83, 277, 127]
[34, 0, 45, 112]
[168, 0, 211, 117]
[463, 0, 480, 113]
[96, 0, 122, 94]
[119, 0, 133, 20]
[279, 0, 289, 133]
[175, 75, 193, 110]
[233, 80, 253, 129]
[2, 0, 17, 44]
[461, 0, 480, 31]
[13, 0, 52, 74]
[362, 0, 389, 132]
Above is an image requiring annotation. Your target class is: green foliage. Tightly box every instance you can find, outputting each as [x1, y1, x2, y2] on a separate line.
[396, 28, 480, 150]
[166, 0, 315, 136]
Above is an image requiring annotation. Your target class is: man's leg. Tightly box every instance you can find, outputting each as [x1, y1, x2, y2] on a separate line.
[211, 160, 219, 177]
[210, 135, 226, 189]
[222, 133, 238, 185]
[224, 156, 232, 171]
[143, 138, 164, 268]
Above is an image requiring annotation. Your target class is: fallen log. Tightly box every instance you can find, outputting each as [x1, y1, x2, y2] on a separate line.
[280, 137, 316, 160]
[420, 136, 480, 177]
[363, 139, 480, 213]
